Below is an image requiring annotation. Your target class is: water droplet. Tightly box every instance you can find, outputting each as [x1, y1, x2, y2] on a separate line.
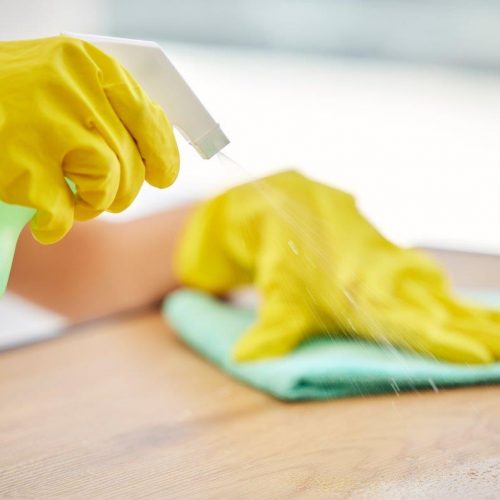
[288, 239, 299, 255]
[428, 378, 439, 392]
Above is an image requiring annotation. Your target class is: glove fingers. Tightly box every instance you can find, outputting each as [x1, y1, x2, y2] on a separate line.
[426, 291, 500, 359]
[378, 273, 499, 361]
[446, 317, 500, 359]
[0, 139, 75, 244]
[29, 175, 75, 244]
[421, 326, 493, 364]
[102, 125, 146, 214]
[233, 295, 309, 361]
[103, 74, 179, 189]
[63, 133, 121, 220]
[79, 111, 149, 214]
[440, 290, 500, 323]
[83, 41, 179, 189]
[376, 309, 493, 363]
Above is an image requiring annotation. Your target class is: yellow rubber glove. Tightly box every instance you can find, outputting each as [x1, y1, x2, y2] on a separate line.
[177, 171, 500, 364]
[0, 36, 179, 244]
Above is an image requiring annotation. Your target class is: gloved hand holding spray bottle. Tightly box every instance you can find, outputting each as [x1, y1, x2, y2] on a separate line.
[0, 34, 229, 295]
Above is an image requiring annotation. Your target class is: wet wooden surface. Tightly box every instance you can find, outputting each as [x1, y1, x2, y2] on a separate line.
[0, 249, 499, 498]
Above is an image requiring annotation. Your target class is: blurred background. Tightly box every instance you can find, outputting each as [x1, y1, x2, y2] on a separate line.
[2, 0, 500, 345]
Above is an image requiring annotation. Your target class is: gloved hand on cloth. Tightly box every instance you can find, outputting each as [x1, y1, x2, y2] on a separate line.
[0, 35, 179, 244]
[176, 171, 500, 364]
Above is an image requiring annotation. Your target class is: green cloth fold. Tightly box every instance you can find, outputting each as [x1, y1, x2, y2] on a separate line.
[163, 289, 500, 401]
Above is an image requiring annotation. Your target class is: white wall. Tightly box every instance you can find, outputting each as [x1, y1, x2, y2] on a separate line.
[0, 0, 109, 40]
[109, 0, 500, 70]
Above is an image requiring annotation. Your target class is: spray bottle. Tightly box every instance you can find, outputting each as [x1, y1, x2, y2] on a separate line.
[0, 34, 229, 295]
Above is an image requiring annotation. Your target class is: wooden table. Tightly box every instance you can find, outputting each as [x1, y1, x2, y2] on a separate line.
[1, 250, 499, 498]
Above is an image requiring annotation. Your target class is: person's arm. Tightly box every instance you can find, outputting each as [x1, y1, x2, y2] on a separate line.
[8, 205, 194, 322]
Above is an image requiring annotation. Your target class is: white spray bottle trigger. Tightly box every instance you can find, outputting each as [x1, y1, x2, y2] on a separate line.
[65, 33, 229, 159]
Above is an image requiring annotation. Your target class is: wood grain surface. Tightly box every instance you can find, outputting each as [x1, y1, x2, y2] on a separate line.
[0, 249, 499, 498]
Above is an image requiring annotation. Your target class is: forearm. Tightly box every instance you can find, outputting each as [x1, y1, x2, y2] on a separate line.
[8, 205, 195, 321]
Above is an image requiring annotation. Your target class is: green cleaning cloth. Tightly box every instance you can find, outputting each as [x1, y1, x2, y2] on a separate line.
[163, 289, 500, 401]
